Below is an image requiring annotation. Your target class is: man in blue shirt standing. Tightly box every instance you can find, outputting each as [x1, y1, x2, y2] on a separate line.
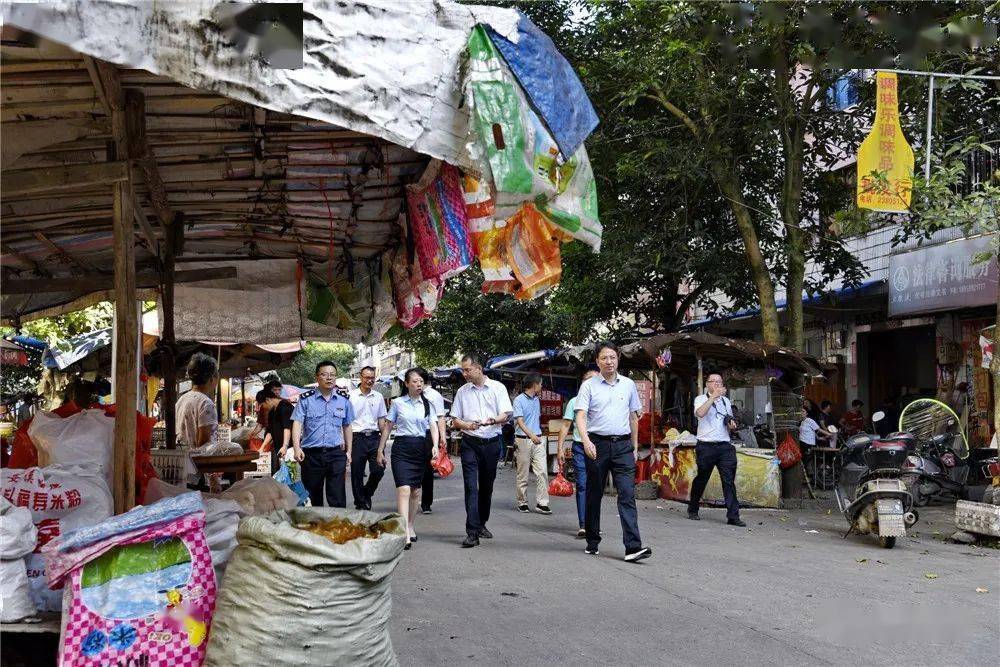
[575, 342, 652, 562]
[291, 360, 355, 507]
[512, 372, 551, 515]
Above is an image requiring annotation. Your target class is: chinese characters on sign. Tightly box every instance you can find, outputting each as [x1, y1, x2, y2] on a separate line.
[539, 389, 563, 428]
[888, 235, 999, 316]
[856, 72, 915, 212]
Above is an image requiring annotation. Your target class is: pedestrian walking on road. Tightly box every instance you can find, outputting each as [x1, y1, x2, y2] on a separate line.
[689, 373, 745, 527]
[349, 366, 388, 510]
[513, 372, 551, 515]
[575, 343, 652, 562]
[450, 355, 512, 548]
[378, 368, 439, 549]
[417, 367, 447, 514]
[557, 369, 598, 538]
[291, 361, 354, 508]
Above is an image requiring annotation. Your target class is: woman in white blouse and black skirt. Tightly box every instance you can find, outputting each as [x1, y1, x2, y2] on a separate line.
[378, 368, 439, 549]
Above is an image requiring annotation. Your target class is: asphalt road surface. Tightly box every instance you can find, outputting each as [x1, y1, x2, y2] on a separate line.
[381, 463, 999, 666]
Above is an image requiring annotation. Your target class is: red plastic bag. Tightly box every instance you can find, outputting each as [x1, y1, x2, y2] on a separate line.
[777, 433, 802, 469]
[548, 458, 574, 497]
[431, 445, 454, 478]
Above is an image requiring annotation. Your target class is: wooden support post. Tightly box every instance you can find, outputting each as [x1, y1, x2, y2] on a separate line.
[162, 216, 182, 449]
[112, 164, 137, 514]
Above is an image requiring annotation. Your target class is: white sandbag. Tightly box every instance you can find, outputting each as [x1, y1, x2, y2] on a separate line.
[204, 508, 406, 667]
[0, 559, 35, 622]
[1, 465, 113, 612]
[27, 409, 115, 484]
[0, 497, 37, 560]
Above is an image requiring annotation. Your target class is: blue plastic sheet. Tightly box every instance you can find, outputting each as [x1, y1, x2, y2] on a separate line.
[485, 12, 598, 159]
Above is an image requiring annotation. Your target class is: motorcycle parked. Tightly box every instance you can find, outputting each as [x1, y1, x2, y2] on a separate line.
[900, 431, 970, 506]
[833, 413, 919, 549]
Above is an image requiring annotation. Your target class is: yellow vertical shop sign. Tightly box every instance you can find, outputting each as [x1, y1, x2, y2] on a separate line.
[856, 72, 914, 212]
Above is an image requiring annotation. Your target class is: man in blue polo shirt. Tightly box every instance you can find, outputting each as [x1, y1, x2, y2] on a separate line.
[291, 360, 355, 507]
[575, 342, 652, 562]
[512, 372, 550, 515]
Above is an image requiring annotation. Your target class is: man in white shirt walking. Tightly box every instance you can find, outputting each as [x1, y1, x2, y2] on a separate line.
[348, 366, 388, 510]
[449, 354, 512, 548]
[689, 373, 745, 526]
[417, 367, 447, 514]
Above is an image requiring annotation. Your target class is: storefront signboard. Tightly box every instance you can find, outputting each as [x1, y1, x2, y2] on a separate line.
[888, 235, 998, 317]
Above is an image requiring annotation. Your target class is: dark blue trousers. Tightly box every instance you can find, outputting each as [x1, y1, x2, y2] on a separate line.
[688, 441, 741, 520]
[301, 446, 347, 508]
[460, 434, 500, 538]
[584, 436, 641, 551]
[350, 432, 384, 508]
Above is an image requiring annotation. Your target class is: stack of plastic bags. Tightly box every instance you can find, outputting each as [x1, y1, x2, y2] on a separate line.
[0, 497, 37, 622]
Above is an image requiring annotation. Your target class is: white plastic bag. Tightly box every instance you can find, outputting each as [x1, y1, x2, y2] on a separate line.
[27, 409, 115, 484]
[0, 497, 37, 560]
[0, 559, 35, 622]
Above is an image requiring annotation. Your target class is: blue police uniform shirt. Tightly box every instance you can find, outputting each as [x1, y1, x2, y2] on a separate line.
[291, 390, 355, 448]
[574, 373, 641, 437]
[387, 395, 437, 438]
[512, 392, 542, 437]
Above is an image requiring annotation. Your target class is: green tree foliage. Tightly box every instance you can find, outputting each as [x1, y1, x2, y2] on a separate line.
[277, 342, 357, 387]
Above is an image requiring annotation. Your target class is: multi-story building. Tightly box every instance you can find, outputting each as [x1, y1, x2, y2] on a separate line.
[352, 341, 416, 379]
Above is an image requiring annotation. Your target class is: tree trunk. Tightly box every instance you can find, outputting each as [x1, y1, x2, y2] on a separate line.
[993, 269, 999, 439]
[711, 164, 781, 345]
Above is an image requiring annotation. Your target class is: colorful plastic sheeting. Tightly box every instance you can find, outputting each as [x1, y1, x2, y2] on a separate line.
[405, 161, 473, 282]
[463, 175, 517, 294]
[391, 225, 444, 330]
[505, 204, 562, 301]
[485, 12, 598, 160]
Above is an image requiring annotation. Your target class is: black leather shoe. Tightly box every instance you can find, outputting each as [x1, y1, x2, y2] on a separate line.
[461, 535, 480, 548]
[687, 512, 700, 521]
[727, 518, 747, 527]
[479, 527, 493, 539]
[363, 500, 372, 511]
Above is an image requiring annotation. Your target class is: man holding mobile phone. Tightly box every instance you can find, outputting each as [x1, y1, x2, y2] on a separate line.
[689, 373, 745, 526]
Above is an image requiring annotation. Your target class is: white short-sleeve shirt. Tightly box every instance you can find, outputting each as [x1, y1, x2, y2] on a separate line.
[449, 378, 512, 438]
[349, 388, 388, 432]
[423, 386, 446, 419]
[574, 374, 641, 437]
[176, 390, 218, 446]
[694, 394, 733, 443]
[799, 417, 821, 446]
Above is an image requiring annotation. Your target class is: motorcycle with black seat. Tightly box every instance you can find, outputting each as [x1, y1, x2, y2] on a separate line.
[833, 412, 919, 548]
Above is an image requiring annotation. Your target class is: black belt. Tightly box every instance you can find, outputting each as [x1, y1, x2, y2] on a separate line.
[462, 433, 501, 443]
[588, 433, 630, 442]
[357, 430, 379, 437]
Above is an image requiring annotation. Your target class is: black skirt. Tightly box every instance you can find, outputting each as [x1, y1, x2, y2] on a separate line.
[391, 435, 428, 488]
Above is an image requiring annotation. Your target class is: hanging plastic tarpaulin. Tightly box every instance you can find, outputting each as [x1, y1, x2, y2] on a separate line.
[463, 174, 517, 294]
[405, 160, 474, 282]
[505, 204, 562, 300]
[856, 72, 915, 212]
[484, 12, 598, 160]
[390, 220, 444, 330]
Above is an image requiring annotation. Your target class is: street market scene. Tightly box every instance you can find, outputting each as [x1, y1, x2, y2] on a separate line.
[0, 1, 998, 665]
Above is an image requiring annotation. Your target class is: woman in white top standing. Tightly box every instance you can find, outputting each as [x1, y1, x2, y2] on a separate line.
[378, 368, 439, 550]
[176, 353, 220, 447]
[798, 407, 833, 452]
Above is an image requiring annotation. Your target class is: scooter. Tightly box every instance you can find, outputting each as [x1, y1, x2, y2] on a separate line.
[833, 414, 919, 549]
[900, 431, 970, 506]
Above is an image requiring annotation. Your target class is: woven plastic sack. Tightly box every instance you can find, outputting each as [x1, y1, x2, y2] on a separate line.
[0, 497, 37, 622]
[28, 409, 115, 486]
[390, 234, 443, 330]
[405, 160, 473, 282]
[777, 433, 802, 469]
[464, 174, 517, 294]
[505, 204, 562, 300]
[44, 493, 216, 667]
[204, 507, 406, 667]
[548, 459, 574, 498]
[431, 449, 454, 479]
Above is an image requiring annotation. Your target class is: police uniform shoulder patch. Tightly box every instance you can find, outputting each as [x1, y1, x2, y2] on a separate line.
[298, 390, 316, 399]
[336, 388, 350, 400]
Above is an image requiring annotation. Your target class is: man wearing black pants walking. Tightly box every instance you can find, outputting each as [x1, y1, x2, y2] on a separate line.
[575, 343, 652, 562]
[348, 366, 387, 510]
[450, 355, 512, 548]
[688, 373, 745, 526]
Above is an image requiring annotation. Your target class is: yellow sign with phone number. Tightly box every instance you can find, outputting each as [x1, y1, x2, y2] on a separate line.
[856, 72, 915, 212]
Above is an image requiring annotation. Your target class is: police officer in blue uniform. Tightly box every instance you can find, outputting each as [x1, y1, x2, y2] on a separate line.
[291, 360, 355, 507]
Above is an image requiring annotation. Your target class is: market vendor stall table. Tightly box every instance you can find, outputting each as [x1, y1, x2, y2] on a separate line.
[650, 444, 782, 508]
[192, 452, 260, 485]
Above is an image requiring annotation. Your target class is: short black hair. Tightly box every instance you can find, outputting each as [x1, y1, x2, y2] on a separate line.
[820, 400, 833, 409]
[360, 365, 377, 376]
[403, 367, 423, 384]
[315, 360, 337, 375]
[594, 341, 619, 359]
[851, 399, 863, 408]
[187, 353, 219, 386]
[461, 354, 483, 368]
[263, 378, 282, 391]
[415, 366, 431, 383]
[255, 389, 271, 404]
[523, 372, 543, 389]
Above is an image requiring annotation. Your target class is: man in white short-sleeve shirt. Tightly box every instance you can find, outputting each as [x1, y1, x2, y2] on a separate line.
[574, 343, 651, 563]
[348, 366, 388, 510]
[449, 355, 512, 548]
[689, 373, 744, 526]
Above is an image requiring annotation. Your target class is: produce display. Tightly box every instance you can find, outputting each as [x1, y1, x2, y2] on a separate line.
[297, 517, 385, 544]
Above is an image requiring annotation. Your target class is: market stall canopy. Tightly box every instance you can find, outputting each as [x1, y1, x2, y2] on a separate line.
[1, 0, 600, 340]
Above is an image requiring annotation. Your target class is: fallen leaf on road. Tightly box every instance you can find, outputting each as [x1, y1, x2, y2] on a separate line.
[875, 560, 886, 564]
[924, 573, 938, 579]
[779, 516, 789, 522]
[826, 509, 832, 515]
[656, 506, 664, 510]
[976, 587, 989, 593]
[804, 529, 819, 533]
[856, 558, 868, 563]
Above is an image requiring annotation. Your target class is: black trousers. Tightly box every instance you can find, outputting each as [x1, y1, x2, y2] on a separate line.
[301, 446, 347, 508]
[420, 432, 434, 510]
[688, 440, 741, 520]
[584, 435, 642, 551]
[460, 434, 500, 537]
[350, 432, 384, 508]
